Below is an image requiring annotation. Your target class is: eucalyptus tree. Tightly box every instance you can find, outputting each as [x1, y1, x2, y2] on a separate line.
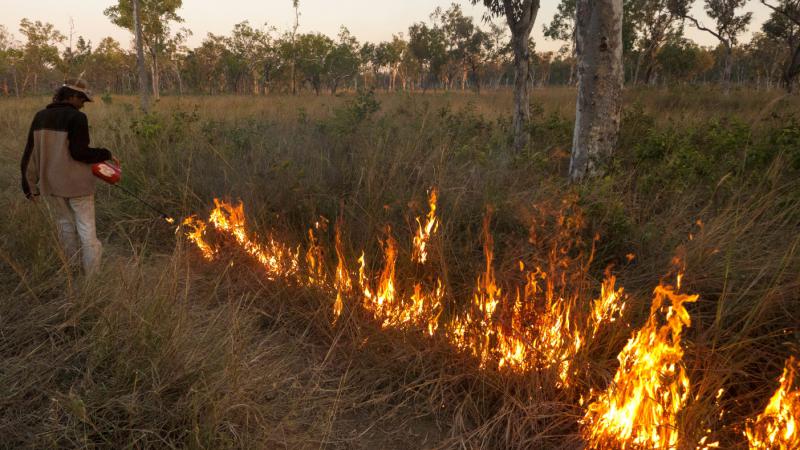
[656, 35, 714, 82]
[228, 21, 272, 95]
[568, 0, 625, 181]
[482, 22, 512, 88]
[326, 27, 360, 93]
[376, 36, 407, 90]
[437, 4, 488, 90]
[18, 19, 64, 94]
[359, 41, 377, 88]
[544, 0, 577, 84]
[92, 37, 134, 93]
[61, 36, 92, 80]
[105, 0, 185, 99]
[183, 34, 231, 94]
[294, 32, 334, 95]
[472, 0, 540, 151]
[760, 0, 800, 92]
[407, 22, 447, 90]
[0, 25, 21, 96]
[626, 0, 684, 84]
[132, 0, 149, 110]
[670, 0, 752, 93]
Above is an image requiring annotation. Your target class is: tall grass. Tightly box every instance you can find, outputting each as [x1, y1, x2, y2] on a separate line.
[1, 87, 798, 448]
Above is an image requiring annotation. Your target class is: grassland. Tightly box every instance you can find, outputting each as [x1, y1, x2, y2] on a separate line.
[1, 87, 799, 448]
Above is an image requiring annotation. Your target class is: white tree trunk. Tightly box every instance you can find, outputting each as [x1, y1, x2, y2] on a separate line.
[510, 32, 533, 151]
[722, 44, 733, 95]
[569, 0, 624, 182]
[132, 0, 149, 111]
[151, 50, 160, 100]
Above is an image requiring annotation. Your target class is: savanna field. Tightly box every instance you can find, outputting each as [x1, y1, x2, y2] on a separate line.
[1, 87, 799, 449]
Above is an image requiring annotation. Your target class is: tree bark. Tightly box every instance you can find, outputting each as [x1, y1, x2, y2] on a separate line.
[783, 43, 800, 93]
[722, 43, 733, 95]
[150, 48, 160, 100]
[132, 0, 150, 111]
[175, 62, 183, 96]
[12, 70, 19, 97]
[569, 0, 624, 182]
[508, 1, 538, 152]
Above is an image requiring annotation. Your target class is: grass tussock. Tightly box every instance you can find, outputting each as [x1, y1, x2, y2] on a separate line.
[1, 87, 799, 448]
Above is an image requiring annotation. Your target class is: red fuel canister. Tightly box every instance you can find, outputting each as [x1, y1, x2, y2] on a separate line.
[92, 160, 122, 185]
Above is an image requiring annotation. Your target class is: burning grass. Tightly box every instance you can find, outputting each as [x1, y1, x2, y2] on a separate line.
[1, 90, 799, 448]
[176, 187, 797, 449]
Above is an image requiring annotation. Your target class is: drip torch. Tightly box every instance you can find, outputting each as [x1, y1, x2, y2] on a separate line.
[92, 159, 175, 223]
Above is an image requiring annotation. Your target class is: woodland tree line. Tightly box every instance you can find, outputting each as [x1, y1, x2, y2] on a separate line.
[0, 0, 799, 98]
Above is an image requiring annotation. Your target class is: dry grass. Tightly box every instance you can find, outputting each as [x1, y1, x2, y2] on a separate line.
[1, 87, 798, 448]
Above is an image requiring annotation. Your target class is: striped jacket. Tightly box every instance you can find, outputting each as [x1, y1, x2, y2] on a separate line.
[21, 102, 112, 198]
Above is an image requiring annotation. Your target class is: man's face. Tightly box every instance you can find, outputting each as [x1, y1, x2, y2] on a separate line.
[67, 95, 87, 110]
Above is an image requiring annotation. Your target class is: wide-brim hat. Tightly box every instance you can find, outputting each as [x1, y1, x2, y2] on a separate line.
[63, 79, 93, 102]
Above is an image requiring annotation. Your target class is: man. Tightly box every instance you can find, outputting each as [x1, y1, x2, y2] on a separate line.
[20, 79, 115, 275]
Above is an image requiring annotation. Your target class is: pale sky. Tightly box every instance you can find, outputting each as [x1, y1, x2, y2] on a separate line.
[1, 0, 774, 53]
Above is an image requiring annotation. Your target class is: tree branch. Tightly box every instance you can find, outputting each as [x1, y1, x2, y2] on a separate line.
[683, 14, 725, 43]
[760, 0, 800, 27]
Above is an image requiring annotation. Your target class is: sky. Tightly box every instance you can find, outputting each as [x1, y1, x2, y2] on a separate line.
[1, 0, 774, 53]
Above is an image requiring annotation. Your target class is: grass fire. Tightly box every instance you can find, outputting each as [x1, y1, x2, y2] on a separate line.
[2, 2, 800, 447]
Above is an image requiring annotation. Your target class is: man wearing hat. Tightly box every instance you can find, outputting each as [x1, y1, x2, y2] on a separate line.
[20, 79, 116, 275]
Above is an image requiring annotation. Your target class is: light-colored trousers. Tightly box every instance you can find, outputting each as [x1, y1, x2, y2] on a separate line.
[46, 195, 103, 275]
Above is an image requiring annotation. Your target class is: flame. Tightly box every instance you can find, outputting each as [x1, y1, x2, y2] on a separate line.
[207, 199, 300, 280]
[306, 226, 327, 286]
[412, 188, 439, 264]
[180, 200, 301, 278]
[444, 207, 622, 384]
[181, 216, 216, 260]
[332, 219, 351, 320]
[590, 270, 626, 337]
[180, 194, 625, 384]
[581, 276, 698, 449]
[175, 190, 797, 449]
[746, 357, 800, 449]
[358, 227, 443, 331]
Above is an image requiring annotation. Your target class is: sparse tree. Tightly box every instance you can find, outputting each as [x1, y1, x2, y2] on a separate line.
[18, 19, 64, 94]
[482, 22, 512, 88]
[545, 0, 578, 84]
[569, 0, 625, 181]
[228, 21, 272, 95]
[294, 32, 334, 95]
[656, 35, 714, 83]
[61, 36, 92, 81]
[760, 0, 800, 92]
[408, 22, 447, 91]
[358, 41, 377, 89]
[290, 0, 300, 94]
[671, 0, 752, 93]
[105, 0, 184, 99]
[132, 0, 150, 110]
[472, 0, 540, 151]
[627, 0, 684, 84]
[739, 32, 783, 88]
[92, 37, 133, 93]
[183, 33, 230, 94]
[437, 4, 488, 91]
[0, 25, 19, 96]
[376, 36, 407, 90]
[326, 27, 360, 94]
